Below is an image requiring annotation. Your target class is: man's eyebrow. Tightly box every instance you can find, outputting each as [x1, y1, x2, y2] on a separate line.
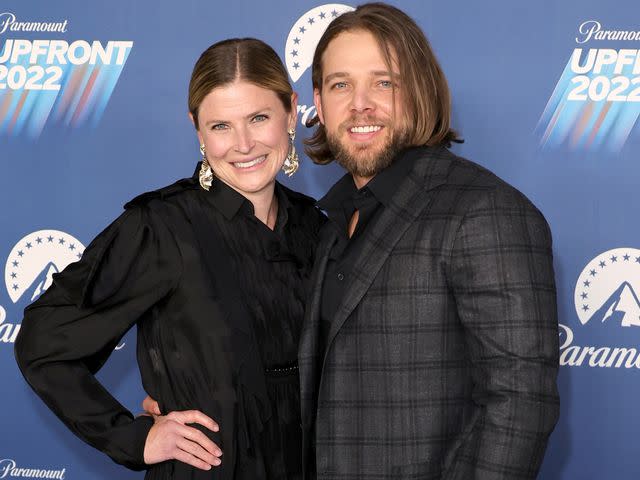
[324, 72, 348, 84]
[323, 71, 400, 84]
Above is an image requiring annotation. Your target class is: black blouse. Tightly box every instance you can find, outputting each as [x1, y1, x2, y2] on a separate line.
[15, 166, 324, 480]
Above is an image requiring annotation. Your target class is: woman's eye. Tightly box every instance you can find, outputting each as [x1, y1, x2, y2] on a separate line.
[252, 114, 268, 122]
[378, 80, 393, 88]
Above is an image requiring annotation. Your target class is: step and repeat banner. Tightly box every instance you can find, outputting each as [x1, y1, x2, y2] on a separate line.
[1, 0, 639, 478]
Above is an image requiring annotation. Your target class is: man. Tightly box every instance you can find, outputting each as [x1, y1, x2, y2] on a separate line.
[299, 3, 559, 479]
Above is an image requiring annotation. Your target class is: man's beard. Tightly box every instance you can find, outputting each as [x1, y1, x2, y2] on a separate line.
[326, 123, 410, 178]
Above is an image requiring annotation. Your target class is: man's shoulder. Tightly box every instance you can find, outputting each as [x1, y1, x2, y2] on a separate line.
[415, 147, 542, 214]
[420, 148, 518, 191]
[415, 147, 499, 188]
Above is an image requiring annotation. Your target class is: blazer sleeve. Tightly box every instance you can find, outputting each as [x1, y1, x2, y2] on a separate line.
[14, 205, 181, 471]
[444, 186, 560, 479]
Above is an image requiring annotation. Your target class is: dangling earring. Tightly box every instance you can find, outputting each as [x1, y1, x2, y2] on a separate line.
[199, 144, 213, 191]
[282, 128, 299, 177]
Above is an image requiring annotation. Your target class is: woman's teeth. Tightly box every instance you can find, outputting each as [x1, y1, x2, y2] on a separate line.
[234, 155, 266, 168]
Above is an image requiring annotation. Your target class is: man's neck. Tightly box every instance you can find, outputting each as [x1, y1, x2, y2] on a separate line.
[352, 173, 374, 190]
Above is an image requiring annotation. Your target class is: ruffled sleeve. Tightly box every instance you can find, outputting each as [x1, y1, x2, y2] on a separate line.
[14, 205, 181, 470]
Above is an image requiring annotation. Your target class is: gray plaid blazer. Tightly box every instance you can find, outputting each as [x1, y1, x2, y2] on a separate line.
[299, 146, 559, 480]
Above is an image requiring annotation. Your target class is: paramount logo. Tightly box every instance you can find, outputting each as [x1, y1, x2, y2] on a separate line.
[587, 281, 640, 327]
[0, 12, 68, 35]
[560, 248, 640, 370]
[0, 459, 66, 479]
[560, 323, 640, 369]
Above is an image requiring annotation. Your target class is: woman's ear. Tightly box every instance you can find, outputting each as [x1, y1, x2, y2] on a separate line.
[289, 92, 299, 131]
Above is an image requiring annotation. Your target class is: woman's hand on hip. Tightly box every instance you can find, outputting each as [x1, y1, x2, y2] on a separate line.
[143, 410, 223, 470]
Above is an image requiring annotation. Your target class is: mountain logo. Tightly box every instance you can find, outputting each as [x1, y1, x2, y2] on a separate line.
[4, 230, 85, 304]
[574, 248, 640, 327]
[285, 4, 354, 83]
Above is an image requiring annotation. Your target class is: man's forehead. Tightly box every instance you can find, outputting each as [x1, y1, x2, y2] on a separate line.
[320, 29, 398, 75]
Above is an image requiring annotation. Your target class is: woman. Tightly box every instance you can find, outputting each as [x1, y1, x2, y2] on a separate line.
[15, 38, 324, 480]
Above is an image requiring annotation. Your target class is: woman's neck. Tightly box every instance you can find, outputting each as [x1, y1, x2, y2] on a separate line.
[247, 185, 278, 230]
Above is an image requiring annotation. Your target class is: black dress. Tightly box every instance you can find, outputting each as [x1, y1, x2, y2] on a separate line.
[15, 166, 324, 480]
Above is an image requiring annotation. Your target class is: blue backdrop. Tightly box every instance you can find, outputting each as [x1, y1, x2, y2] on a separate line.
[1, 1, 639, 478]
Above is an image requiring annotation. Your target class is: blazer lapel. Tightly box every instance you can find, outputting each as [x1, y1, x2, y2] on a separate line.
[324, 149, 449, 355]
[299, 226, 337, 419]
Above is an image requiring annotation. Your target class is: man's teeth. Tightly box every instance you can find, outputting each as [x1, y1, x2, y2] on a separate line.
[350, 125, 381, 133]
[234, 155, 266, 168]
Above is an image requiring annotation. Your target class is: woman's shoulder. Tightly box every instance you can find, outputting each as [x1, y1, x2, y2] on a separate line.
[278, 183, 324, 219]
[119, 169, 207, 238]
[278, 183, 327, 233]
[124, 174, 199, 211]
[50, 202, 184, 309]
[278, 183, 317, 207]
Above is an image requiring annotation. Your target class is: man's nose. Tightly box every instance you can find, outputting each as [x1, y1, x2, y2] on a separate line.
[350, 85, 375, 113]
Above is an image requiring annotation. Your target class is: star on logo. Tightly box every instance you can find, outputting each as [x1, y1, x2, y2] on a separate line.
[285, 4, 355, 83]
[624, 254, 630, 261]
[636, 256, 640, 263]
[6, 229, 87, 304]
[574, 247, 640, 327]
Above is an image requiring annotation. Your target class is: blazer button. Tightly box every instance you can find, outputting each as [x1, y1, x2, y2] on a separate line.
[337, 273, 344, 280]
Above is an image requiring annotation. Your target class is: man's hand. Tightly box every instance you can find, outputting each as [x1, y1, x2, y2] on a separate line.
[142, 395, 161, 416]
[143, 410, 222, 470]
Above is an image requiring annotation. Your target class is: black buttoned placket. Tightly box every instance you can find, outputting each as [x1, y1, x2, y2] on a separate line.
[316, 148, 421, 355]
[319, 186, 382, 352]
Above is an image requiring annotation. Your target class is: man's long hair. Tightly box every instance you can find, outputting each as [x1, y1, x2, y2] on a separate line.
[305, 2, 459, 164]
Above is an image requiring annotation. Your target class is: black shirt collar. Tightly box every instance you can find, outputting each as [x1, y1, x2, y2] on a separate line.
[318, 146, 419, 215]
[203, 172, 293, 228]
[206, 176, 250, 220]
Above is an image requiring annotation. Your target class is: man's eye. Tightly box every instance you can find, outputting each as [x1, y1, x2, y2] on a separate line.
[211, 123, 228, 131]
[332, 81, 348, 90]
[378, 80, 394, 88]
